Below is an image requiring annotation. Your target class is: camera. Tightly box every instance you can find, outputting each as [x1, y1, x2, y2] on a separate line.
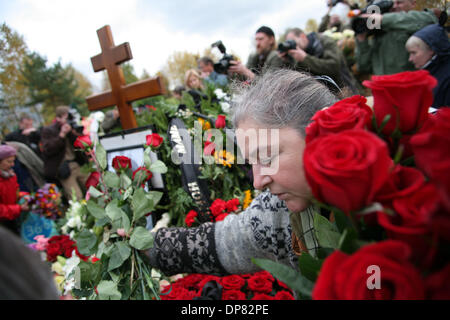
[211, 41, 235, 74]
[67, 109, 84, 134]
[277, 39, 297, 53]
[351, 0, 393, 35]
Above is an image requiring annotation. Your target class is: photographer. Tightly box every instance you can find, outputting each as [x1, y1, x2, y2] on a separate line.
[354, 0, 438, 75]
[40, 106, 88, 201]
[279, 27, 360, 95]
[198, 56, 228, 87]
[228, 26, 286, 81]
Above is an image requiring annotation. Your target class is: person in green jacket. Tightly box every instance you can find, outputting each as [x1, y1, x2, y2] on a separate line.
[355, 0, 438, 75]
[280, 27, 361, 95]
[229, 26, 286, 81]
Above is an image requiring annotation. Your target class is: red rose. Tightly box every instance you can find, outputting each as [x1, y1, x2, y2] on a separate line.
[185, 210, 198, 227]
[363, 70, 437, 134]
[305, 95, 373, 143]
[225, 198, 240, 213]
[215, 115, 226, 129]
[146, 105, 156, 111]
[304, 129, 393, 214]
[374, 165, 426, 209]
[221, 275, 246, 290]
[204, 140, 216, 156]
[73, 135, 93, 150]
[91, 256, 100, 263]
[377, 183, 441, 267]
[85, 171, 101, 190]
[161, 285, 196, 300]
[410, 108, 450, 210]
[46, 242, 62, 262]
[247, 274, 273, 294]
[312, 240, 426, 300]
[425, 264, 450, 300]
[197, 276, 222, 292]
[222, 290, 246, 300]
[112, 156, 132, 171]
[132, 167, 153, 185]
[145, 133, 163, 149]
[251, 293, 274, 300]
[210, 199, 226, 217]
[177, 274, 204, 290]
[274, 291, 295, 300]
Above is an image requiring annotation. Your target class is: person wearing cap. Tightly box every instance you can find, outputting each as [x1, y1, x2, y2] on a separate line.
[0, 144, 29, 234]
[228, 26, 286, 81]
[405, 23, 450, 108]
[40, 106, 88, 201]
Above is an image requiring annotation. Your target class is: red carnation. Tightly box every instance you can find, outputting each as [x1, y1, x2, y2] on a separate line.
[185, 210, 198, 227]
[145, 133, 163, 149]
[214, 213, 229, 222]
[225, 198, 240, 213]
[210, 199, 226, 217]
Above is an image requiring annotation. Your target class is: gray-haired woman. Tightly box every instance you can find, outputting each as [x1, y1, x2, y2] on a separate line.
[147, 70, 337, 276]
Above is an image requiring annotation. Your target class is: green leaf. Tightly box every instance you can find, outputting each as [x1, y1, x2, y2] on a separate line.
[147, 191, 163, 207]
[103, 171, 120, 189]
[333, 210, 354, 234]
[149, 160, 168, 174]
[120, 172, 132, 189]
[88, 186, 103, 199]
[97, 280, 121, 300]
[95, 143, 107, 170]
[130, 226, 154, 250]
[144, 152, 152, 169]
[86, 200, 107, 220]
[78, 260, 101, 285]
[378, 114, 392, 134]
[75, 230, 98, 256]
[338, 228, 359, 254]
[132, 188, 151, 221]
[298, 253, 323, 282]
[107, 242, 131, 271]
[252, 258, 314, 298]
[314, 213, 341, 249]
[105, 201, 124, 221]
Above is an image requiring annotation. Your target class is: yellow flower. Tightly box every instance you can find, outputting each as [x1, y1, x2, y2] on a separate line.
[197, 118, 211, 131]
[54, 275, 65, 292]
[243, 190, 253, 210]
[214, 150, 235, 168]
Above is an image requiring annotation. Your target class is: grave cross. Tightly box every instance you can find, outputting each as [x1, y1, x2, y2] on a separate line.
[86, 25, 166, 130]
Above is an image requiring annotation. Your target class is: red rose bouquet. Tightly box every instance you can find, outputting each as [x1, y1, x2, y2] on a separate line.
[254, 70, 450, 300]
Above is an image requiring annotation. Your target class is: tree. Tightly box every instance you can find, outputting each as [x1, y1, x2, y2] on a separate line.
[0, 23, 30, 125]
[20, 52, 89, 123]
[305, 19, 319, 33]
[163, 51, 201, 88]
[415, 0, 448, 11]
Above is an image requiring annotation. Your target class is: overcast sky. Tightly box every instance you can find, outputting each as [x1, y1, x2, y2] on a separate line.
[0, 0, 328, 92]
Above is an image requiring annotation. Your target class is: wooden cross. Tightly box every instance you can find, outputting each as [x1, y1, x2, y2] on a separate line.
[86, 25, 166, 130]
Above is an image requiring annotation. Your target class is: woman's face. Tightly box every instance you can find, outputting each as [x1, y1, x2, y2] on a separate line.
[0, 156, 15, 172]
[407, 44, 434, 69]
[188, 75, 201, 89]
[237, 119, 312, 213]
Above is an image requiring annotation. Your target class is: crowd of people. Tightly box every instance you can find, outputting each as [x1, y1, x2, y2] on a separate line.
[0, 0, 448, 299]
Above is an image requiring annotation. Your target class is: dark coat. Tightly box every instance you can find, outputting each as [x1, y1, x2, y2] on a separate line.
[414, 24, 450, 108]
[40, 122, 87, 181]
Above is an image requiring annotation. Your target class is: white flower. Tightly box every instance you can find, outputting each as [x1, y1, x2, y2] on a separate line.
[67, 216, 83, 229]
[220, 101, 231, 113]
[93, 111, 105, 123]
[63, 254, 81, 277]
[214, 88, 226, 99]
[63, 278, 76, 296]
[151, 213, 171, 233]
